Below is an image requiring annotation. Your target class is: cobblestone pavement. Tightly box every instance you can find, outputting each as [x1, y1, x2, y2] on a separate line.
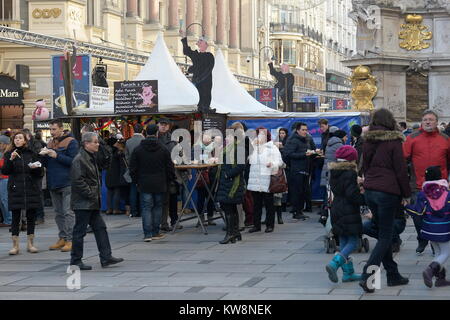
[0, 207, 444, 300]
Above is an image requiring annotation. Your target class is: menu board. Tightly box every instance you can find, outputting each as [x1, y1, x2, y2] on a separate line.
[202, 113, 227, 135]
[114, 80, 158, 114]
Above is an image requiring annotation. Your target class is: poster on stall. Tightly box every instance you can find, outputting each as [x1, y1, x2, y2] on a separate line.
[114, 80, 159, 114]
[91, 86, 111, 110]
[52, 54, 91, 118]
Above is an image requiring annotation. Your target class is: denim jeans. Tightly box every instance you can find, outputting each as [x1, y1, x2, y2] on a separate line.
[0, 178, 12, 224]
[363, 218, 406, 244]
[129, 183, 140, 216]
[339, 235, 358, 259]
[50, 186, 74, 241]
[141, 192, 164, 238]
[362, 190, 401, 277]
[70, 210, 112, 265]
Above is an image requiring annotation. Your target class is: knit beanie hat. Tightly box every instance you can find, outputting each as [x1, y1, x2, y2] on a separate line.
[333, 130, 347, 139]
[350, 124, 362, 137]
[329, 126, 339, 134]
[146, 124, 158, 136]
[425, 166, 442, 181]
[335, 145, 358, 162]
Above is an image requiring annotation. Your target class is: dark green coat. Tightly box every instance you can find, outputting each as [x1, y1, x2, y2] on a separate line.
[216, 144, 245, 205]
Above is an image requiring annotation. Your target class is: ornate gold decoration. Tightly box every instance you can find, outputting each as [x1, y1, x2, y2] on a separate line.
[399, 14, 432, 51]
[350, 65, 377, 111]
[32, 8, 62, 19]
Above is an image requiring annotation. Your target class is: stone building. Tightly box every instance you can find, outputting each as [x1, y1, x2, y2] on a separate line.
[0, 0, 273, 131]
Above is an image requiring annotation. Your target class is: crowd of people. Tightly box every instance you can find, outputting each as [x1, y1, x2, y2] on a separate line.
[0, 109, 449, 292]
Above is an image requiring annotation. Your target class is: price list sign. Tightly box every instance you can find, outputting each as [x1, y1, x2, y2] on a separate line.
[114, 80, 158, 114]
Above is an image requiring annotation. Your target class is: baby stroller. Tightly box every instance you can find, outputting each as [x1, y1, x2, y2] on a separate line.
[322, 183, 370, 254]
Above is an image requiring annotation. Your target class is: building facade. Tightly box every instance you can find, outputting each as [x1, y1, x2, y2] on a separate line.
[324, 0, 356, 94]
[269, 0, 327, 101]
[0, 0, 273, 131]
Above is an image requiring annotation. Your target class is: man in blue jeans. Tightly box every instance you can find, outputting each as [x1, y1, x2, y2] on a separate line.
[125, 123, 145, 218]
[130, 124, 176, 242]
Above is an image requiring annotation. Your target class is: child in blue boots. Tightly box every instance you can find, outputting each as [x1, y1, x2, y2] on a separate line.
[406, 166, 450, 288]
[325, 145, 365, 283]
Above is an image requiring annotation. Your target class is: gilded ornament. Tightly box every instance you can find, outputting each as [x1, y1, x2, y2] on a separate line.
[350, 65, 377, 111]
[399, 14, 432, 51]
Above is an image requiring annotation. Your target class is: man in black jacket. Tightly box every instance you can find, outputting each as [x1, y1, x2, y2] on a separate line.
[268, 61, 294, 111]
[130, 125, 176, 242]
[283, 122, 316, 220]
[181, 33, 215, 113]
[70, 132, 123, 270]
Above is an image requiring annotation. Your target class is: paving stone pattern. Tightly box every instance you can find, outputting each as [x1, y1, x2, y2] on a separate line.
[0, 208, 444, 300]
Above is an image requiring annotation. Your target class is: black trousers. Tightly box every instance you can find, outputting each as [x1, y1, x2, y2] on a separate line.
[221, 203, 239, 235]
[289, 172, 308, 214]
[195, 78, 212, 111]
[252, 192, 275, 229]
[197, 187, 215, 218]
[70, 210, 112, 265]
[11, 209, 36, 236]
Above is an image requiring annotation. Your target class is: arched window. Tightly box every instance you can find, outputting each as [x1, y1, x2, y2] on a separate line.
[0, 0, 13, 20]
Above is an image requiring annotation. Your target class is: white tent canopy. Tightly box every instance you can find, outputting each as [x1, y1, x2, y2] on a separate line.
[78, 34, 280, 116]
[211, 49, 281, 115]
[80, 33, 199, 115]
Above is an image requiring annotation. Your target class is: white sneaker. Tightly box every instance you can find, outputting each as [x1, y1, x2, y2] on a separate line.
[144, 237, 152, 242]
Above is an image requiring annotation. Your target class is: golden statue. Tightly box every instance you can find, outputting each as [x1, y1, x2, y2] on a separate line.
[399, 14, 432, 51]
[350, 65, 377, 111]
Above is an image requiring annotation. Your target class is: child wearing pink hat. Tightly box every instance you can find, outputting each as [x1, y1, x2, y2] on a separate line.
[325, 145, 365, 283]
[406, 166, 450, 288]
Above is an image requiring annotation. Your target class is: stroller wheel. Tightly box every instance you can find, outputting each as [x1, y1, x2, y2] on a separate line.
[324, 238, 333, 254]
[357, 238, 363, 253]
[330, 238, 338, 253]
[363, 238, 370, 253]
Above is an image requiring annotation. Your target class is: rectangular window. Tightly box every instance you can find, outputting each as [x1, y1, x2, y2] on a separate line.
[0, 0, 12, 20]
[87, 0, 95, 25]
[282, 40, 296, 66]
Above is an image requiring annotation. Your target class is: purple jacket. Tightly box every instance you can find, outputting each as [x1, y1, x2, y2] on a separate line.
[362, 126, 411, 198]
[406, 192, 450, 242]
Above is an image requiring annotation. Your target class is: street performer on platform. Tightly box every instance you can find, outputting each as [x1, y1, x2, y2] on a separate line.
[181, 30, 215, 113]
[268, 59, 294, 112]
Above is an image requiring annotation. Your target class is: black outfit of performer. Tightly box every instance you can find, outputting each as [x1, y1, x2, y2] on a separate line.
[181, 37, 215, 113]
[268, 62, 294, 110]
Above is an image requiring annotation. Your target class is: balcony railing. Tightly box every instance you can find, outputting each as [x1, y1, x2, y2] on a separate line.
[270, 22, 305, 34]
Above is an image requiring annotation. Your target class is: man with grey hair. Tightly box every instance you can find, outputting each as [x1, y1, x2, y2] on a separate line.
[180, 31, 215, 113]
[403, 109, 450, 255]
[70, 132, 123, 270]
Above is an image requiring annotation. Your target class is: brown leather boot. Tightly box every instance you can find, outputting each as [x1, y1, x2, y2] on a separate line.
[27, 235, 38, 253]
[61, 241, 72, 252]
[435, 267, 450, 287]
[49, 238, 65, 250]
[9, 236, 19, 255]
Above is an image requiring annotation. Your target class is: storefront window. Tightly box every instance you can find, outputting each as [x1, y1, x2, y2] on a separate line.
[0, 105, 23, 131]
[282, 40, 296, 66]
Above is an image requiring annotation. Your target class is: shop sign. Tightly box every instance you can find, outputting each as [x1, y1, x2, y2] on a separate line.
[0, 75, 23, 105]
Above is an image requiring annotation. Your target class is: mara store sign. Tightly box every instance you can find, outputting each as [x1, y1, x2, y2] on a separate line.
[0, 75, 23, 105]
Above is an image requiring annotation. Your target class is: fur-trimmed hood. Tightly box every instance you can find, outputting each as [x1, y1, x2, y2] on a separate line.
[363, 130, 405, 142]
[328, 161, 357, 171]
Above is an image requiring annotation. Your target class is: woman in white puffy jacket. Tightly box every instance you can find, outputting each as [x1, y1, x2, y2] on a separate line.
[247, 127, 284, 233]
